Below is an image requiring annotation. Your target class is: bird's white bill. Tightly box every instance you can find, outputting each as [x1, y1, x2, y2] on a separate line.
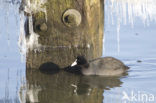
[71, 59, 77, 67]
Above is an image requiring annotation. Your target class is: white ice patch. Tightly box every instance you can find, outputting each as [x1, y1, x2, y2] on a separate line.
[19, 14, 41, 61]
[19, 0, 47, 61]
[26, 16, 41, 50]
[21, 0, 47, 20]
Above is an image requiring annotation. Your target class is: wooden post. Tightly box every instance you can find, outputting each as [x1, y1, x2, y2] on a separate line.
[19, 1, 105, 102]
[23, 0, 104, 69]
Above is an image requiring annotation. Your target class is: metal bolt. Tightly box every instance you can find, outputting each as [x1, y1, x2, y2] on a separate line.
[62, 9, 82, 27]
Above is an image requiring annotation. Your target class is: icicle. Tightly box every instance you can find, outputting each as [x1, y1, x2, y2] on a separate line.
[26, 15, 41, 50]
[106, 0, 156, 55]
[112, 0, 156, 26]
[18, 12, 26, 62]
[103, 34, 106, 56]
[117, 18, 120, 55]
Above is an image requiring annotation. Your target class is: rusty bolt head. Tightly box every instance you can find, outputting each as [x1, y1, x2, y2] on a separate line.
[62, 9, 82, 27]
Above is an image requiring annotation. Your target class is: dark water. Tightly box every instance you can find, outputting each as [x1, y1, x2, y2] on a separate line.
[1, 0, 156, 103]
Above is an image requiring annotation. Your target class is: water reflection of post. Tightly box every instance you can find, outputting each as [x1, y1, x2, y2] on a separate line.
[20, 0, 104, 69]
[22, 67, 124, 103]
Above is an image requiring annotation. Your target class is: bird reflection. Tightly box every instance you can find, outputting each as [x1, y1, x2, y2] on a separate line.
[19, 62, 128, 103]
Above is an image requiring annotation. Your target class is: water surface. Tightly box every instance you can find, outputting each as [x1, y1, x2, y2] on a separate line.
[0, 0, 156, 103]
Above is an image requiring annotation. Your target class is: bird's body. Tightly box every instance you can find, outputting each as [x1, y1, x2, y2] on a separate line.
[82, 57, 129, 76]
[70, 56, 129, 76]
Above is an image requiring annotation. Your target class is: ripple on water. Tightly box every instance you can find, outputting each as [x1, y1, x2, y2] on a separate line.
[124, 58, 156, 79]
